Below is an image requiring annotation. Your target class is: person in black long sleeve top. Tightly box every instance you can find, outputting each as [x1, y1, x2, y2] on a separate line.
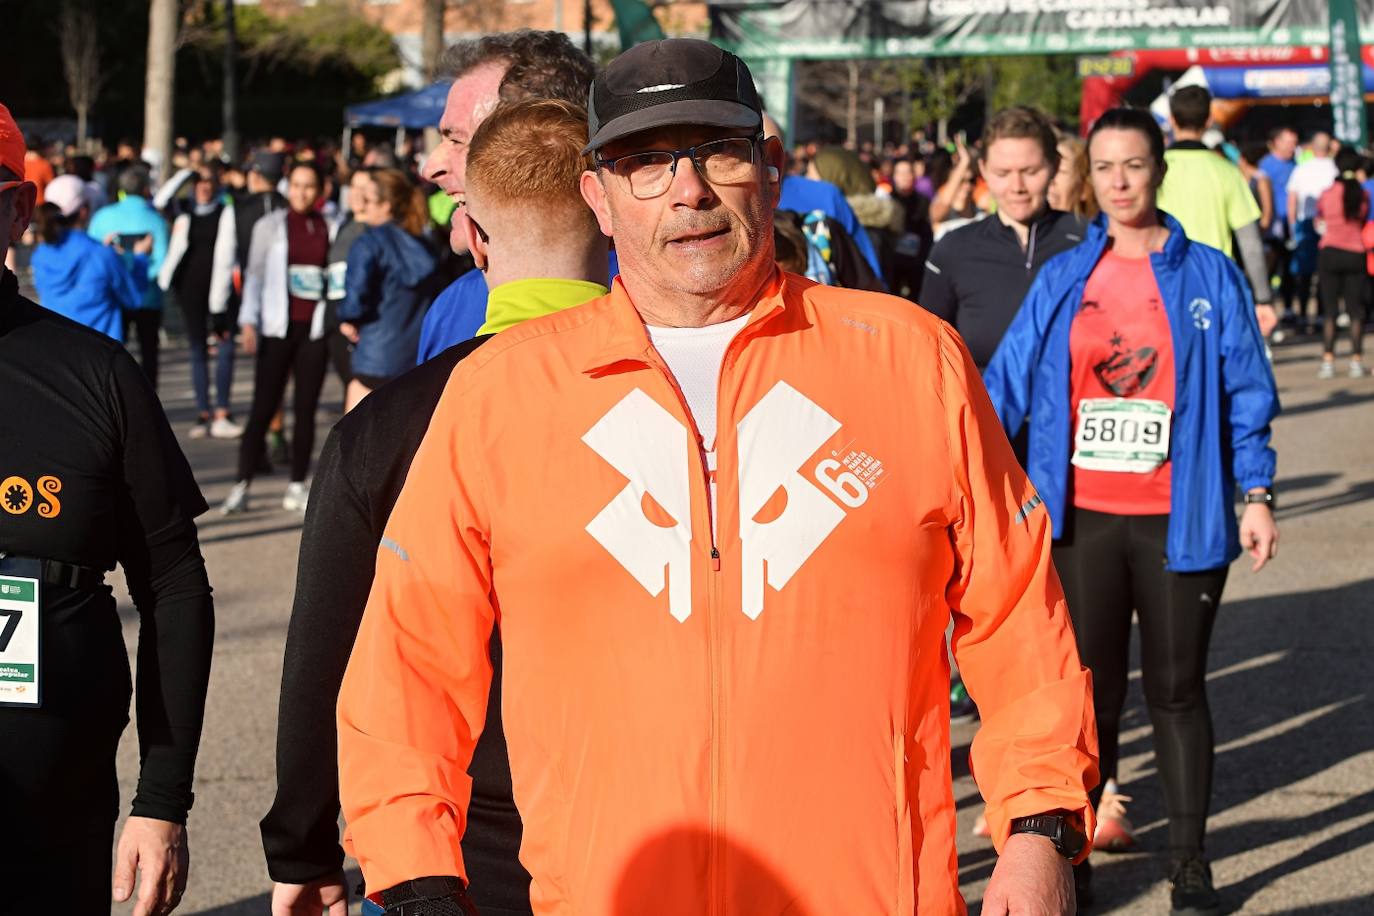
[259, 334, 535, 913]
[262, 96, 612, 915]
[0, 120, 214, 915]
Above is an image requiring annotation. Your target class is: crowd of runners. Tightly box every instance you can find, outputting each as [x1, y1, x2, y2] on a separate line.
[14, 21, 1374, 916]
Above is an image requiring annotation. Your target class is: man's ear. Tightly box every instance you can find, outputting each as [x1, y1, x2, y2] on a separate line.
[458, 209, 488, 272]
[7, 182, 36, 244]
[762, 135, 786, 208]
[580, 169, 615, 238]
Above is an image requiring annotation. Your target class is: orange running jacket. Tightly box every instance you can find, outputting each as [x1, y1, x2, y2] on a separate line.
[338, 270, 1098, 915]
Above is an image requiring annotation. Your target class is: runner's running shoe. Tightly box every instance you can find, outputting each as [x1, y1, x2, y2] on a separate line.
[1318, 360, 1336, 379]
[283, 481, 309, 512]
[1349, 361, 1371, 379]
[1169, 855, 1221, 916]
[1093, 779, 1137, 852]
[220, 480, 249, 515]
[210, 415, 244, 439]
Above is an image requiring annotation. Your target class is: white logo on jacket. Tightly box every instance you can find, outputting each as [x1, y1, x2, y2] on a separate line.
[1189, 298, 1213, 330]
[583, 381, 872, 622]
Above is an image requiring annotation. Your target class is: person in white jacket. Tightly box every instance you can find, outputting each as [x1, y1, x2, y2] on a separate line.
[159, 170, 241, 438]
[222, 161, 333, 515]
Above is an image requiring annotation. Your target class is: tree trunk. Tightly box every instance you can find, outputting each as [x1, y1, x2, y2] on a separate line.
[144, 0, 178, 183]
[421, 0, 445, 82]
[223, 0, 241, 164]
[76, 107, 88, 147]
[846, 59, 859, 148]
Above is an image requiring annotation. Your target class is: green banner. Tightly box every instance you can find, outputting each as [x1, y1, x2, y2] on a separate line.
[0, 663, 35, 682]
[0, 578, 35, 603]
[610, 0, 667, 52]
[710, 1, 1374, 59]
[1330, 0, 1368, 149]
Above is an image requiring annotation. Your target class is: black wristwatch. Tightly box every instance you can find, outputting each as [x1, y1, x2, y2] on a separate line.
[378, 876, 480, 916]
[1244, 488, 1275, 509]
[1009, 813, 1087, 859]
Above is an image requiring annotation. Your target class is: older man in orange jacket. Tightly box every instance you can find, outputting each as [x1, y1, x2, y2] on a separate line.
[339, 39, 1098, 916]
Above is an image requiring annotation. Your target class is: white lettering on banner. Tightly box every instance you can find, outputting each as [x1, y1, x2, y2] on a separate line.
[737, 382, 846, 621]
[584, 382, 880, 622]
[583, 389, 694, 622]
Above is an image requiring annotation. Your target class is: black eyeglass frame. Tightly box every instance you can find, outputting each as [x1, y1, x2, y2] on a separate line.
[595, 133, 766, 197]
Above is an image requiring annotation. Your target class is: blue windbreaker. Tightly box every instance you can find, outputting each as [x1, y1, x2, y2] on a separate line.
[338, 222, 439, 378]
[983, 212, 1279, 572]
[30, 229, 140, 341]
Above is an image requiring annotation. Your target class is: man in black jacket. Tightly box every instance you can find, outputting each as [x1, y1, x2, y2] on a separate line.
[258, 72, 606, 916]
[920, 106, 1086, 371]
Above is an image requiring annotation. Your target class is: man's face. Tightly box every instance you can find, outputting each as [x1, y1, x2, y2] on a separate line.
[0, 181, 36, 267]
[422, 61, 506, 203]
[581, 125, 784, 302]
[194, 175, 216, 205]
[982, 137, 1053, 225]
[1271, 129, 1298, 159]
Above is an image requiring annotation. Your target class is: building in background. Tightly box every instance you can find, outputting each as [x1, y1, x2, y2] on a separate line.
[243, 0, 708, 86]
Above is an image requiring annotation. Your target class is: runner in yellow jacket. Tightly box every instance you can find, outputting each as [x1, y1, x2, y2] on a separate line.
[339, 39, 1098, 916]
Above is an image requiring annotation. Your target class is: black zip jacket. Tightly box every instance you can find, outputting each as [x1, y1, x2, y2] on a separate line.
[259, 334, 534, 915]
[920, 209, 1087, 369]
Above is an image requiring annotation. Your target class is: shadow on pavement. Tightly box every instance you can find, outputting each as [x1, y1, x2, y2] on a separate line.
[1073, 577, 1372, 913]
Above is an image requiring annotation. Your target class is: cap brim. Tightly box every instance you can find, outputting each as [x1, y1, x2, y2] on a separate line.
[584, 100, 761, 155]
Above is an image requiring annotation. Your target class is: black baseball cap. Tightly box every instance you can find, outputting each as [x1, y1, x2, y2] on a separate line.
[584, 39, 762, 155]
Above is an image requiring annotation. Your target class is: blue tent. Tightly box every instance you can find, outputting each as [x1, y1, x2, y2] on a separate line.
[345, 81, 452, 129]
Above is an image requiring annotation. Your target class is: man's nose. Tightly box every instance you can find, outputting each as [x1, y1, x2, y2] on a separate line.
[422, 147, 448, 183]
[667, 154, 716, 208]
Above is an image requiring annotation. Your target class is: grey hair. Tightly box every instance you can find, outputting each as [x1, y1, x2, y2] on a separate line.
[118, 165, 152, 197]
[440, 29, 595, 109]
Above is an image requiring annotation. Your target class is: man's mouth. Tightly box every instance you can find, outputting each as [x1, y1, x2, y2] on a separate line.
[669, 227, 729, 246]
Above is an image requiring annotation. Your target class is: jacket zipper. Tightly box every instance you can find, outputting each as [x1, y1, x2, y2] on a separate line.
[641, 315, 763, 916]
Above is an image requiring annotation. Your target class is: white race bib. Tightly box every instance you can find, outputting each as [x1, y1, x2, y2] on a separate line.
[326, 261, 348, 301]
[1072, 397, 1172, 473]
[288, 264, 326, 301]
[0, 575, 41, 708]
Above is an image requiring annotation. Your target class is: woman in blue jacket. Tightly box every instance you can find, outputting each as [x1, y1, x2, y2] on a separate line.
[338, 167, 439, 411]
[984, 108, 1280, 916]
[29, 174, 142, 341]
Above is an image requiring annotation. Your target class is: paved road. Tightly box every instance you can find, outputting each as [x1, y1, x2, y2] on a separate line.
[99, 329, 1371, 915]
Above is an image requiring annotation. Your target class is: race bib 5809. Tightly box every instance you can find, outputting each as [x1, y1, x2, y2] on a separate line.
[1071, 397, 1171, 473]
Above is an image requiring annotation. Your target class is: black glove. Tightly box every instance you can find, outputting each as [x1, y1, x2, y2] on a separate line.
[378, 877, 479, 916]
[210, 311, 233, 337]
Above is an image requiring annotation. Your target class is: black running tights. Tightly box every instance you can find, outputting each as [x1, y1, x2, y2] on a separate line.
[1052, 507, 1228, 857]
[237, 320, 328, 483]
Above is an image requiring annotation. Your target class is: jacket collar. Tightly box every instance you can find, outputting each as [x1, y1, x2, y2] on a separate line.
[479, 278, 608, 336]
[582, 266, 792, 375]
[1084, 210, 1190, 270]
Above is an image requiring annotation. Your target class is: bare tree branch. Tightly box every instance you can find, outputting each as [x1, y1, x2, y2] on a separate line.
[57, 0, 105, 146]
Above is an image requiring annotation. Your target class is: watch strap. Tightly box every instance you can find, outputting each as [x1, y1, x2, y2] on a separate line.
[378, 876, 478, 916]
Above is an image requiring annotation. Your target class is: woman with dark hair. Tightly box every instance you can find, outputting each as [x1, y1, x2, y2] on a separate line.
[337, 167, 438, 411]
[1315, 147, 1369, 377]
[221, 161, 333, 515]
[29, 174, 142, 340]
[985, 107, 1280, 915]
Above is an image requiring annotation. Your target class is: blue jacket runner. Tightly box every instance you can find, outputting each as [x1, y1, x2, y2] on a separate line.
[983, 212, 1279, 572]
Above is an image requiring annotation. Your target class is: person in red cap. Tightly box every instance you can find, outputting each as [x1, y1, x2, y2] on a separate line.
[0, 101, 216, 916]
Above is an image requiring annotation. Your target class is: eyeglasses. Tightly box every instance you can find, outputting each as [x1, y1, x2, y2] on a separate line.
[597, 134, 762, 200]
[469, 214, 490, 245]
